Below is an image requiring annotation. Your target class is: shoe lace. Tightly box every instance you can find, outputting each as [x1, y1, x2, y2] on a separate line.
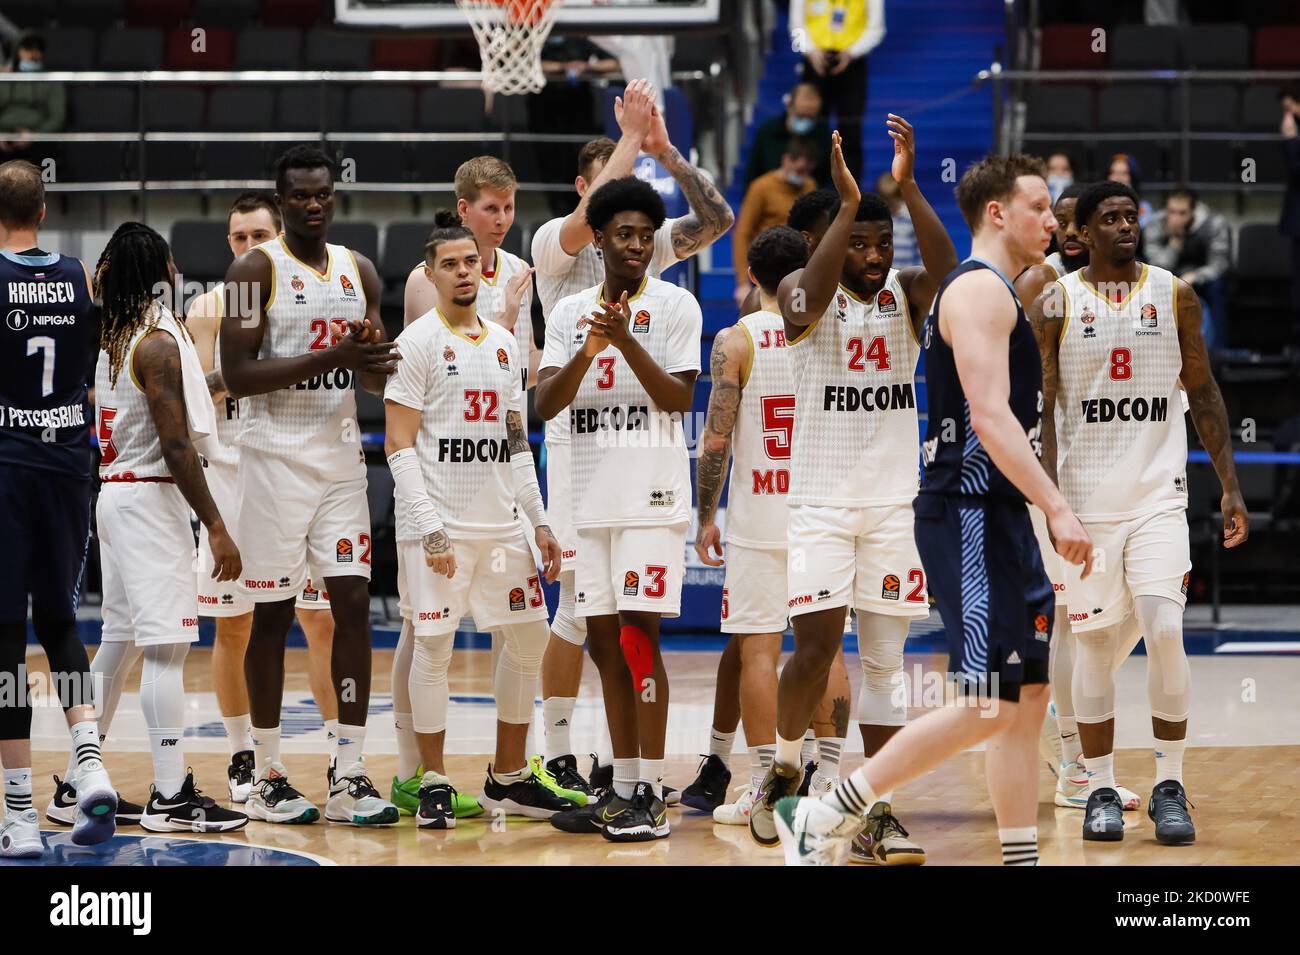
[1154, 784, 1194, 822]
[344, 773, 381, 799]
[181, 771, 218, 809]
[260, 775, 302, 803]
[874, 808, 910, 840]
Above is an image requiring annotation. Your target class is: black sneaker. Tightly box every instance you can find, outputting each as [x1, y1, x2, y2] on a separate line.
[227, 750, 254, 804]
[795, 760, 819, 797]
[1082, 787, 1125, 842]
[662, 784, 680, 806]
[750, 761, 804, 847]
[681, 754, 731, 813]
[416, 776, 456, 830]
[545, 754, 595, 803]
[588, 755, 612, 791]
[46, 775, 142, 827]
[480, 765, 573, 819]
[601, 782, 669, 842]
[1148, 780, 1195, 845]
[141, 771, 249, 833]
[550, 786, 617, 834]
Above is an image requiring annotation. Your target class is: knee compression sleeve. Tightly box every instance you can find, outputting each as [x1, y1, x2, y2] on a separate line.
[1135, 595, 1189, 723]
[409, 633, 455, 734]
[551, 571, 587, 646]
[494, 620, 549, 724]
[391, 617, 414, 715]
[855, 612, 909, 726]
[1048, 605, 1075, 719]
[139, 643, 188, 730]
[89, 640, 143, 739]
[32, 614, 93, 711]
[1071, 623, 1121, 724]
[0, 621, 32, 739]
[620, 623, 654, 695]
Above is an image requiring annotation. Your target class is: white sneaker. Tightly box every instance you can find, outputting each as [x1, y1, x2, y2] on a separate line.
[1040, 701, 1063, 778]
[774, 795, 860, 866]
[1054, 758, 1141, 810]
[0, 809, 44, 858]
[246, 762, 319, 824]
[71, 758, 117, 846]
[326, 761, 399, 826]
[809, 769, 836, 795]
[713, 779, 759, 825]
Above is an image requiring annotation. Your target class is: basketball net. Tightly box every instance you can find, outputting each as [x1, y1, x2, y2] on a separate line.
[456, 0, 562, 96]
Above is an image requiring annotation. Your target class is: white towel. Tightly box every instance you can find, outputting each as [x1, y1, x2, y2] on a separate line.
[154, 304, 217, 459]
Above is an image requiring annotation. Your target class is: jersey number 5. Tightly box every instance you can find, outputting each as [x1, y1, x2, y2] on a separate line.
[97, 406, 119, 466]
[759, 394, 795, 460]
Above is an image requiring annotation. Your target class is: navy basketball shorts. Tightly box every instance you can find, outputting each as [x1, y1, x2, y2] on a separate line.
[913, 492, 1053, 703]
[0, 463, 92, 622]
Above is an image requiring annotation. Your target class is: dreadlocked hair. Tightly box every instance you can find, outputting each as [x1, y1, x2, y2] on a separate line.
[95, 221, 172, 387]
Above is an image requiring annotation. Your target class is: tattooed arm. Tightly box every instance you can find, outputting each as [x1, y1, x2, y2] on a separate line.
[694, 326, 748, 567]
[134, 330, 241, 581]
[1175, 279, 1248, 548]
[658, 144, 736, 261]
[1027, 283, 1064, 486]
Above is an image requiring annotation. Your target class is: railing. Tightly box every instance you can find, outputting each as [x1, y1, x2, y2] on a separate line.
[973, 66, 1300, 191]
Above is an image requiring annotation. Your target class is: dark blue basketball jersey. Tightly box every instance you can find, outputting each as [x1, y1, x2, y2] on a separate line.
[918, 257, 1043, 501]
[0, 249, 97, 477]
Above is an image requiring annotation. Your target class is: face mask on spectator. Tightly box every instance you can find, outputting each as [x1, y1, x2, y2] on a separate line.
[786, 170, 807, 187]
[789, 115, 815, 135]
[17, 59, 43, 72]
[1047, 174, 1071, 202]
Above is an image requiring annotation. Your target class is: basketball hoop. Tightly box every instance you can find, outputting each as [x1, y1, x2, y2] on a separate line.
[457, 0, 562, 96]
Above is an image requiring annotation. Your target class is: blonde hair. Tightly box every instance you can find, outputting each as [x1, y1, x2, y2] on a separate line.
[454, 156, 517, 203]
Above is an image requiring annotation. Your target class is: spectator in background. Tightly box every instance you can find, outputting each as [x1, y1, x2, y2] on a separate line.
[1047, 150, 1075, 204]
[1279, 87, 1300, 310]
[790, 0, 886, 179]
[875, 170, 918, 269]
[733, 137, 819, 306]
[0, 35, 64, 161]
[1145, 187, 1231, 350]
[1107, 152, 1153, 226]
[744, 81, 832, 189]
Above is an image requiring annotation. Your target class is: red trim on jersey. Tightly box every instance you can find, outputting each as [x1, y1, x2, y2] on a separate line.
[100, 475, 175, 484]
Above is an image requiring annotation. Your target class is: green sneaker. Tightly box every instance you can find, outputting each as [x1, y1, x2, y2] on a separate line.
[529, 755, 588, 807]
[452, 791, 484, 819]
[390, 768, 424, 817]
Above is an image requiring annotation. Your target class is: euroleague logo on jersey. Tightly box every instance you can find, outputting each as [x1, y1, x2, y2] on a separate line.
[623, 570, 640, 596]
[336, 538, 353, 563]
[339, 274, 357, 298]
[881, 574, 901, 600]
[876, 289, 898, 314]
[1137, 302, 1161, 335]
[496, 346, 511, 370]
[632, 310, 652, 334]
[509, 587, 526, 611]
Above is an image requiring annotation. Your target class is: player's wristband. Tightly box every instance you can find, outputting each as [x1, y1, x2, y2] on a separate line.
[511, 450, 547, 529]
[387, 448, 444, 539]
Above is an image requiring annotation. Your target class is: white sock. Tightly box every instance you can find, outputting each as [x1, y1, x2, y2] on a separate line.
[3, 768, 32, 814]
[641, 757, 665, 799]
[543, 696, 577, 762]
[64, 749, 78, 783]
[800, 729, 816, 765]
[999, 826, 1038, 866]
[495, 763, 528, 783]
[252, 724, 281, 778]
[1058, 716, 1082, 765]
[1154, 737, 1185, 785]
[394, 711, 419, 779]
[613, 757, 638, 799]
[324, 718, 339, 765]
[816, 736, 843, 777]
[148, 727, 186, 798]
[708, 728, 735, 770]
[826, 767, 878, 818]
[221, 714, 254, 755]
[70, 719, 103, 771]
[750, 743, 775, 777]
[335, 722, 365, 770]
[776, 733, 803, 772]
[1084, 752, 1116, 793]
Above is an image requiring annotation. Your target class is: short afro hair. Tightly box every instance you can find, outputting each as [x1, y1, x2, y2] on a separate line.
[787, 188, 839, 233]
[747, 226, 809, 294]
[1073, 180, 1140, 231]
[855, 192, 892, 225]
[275, 144, 335, 195]
[585, 176, 667, 233]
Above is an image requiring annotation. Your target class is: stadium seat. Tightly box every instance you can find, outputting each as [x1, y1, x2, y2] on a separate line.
[98, 28, 165, 70]
[234, 29, 304, 70]
[60, 0, 127, 31]
[1242, 85, 1284, 131]
[208, 86, 275, 130]
[1247, 146, 1290, 186]
[126, 0, 192, 30]
[303, 32, 373, 70]
[1037, 24, 1108, 70]
[381, 221, 431, 285]
[1023, 84, 1093, 131]
[371, 38, 442, 71]
[69, 87, 138, 131]
[330, 222, 380, 266]
[41, 28, 98, 71]
[1186, 84, 1240, 131]
[1181, 24, 1250, 68]
[275, 85, 345, 132]
[1254, 26, 1300, 68]
[202, 142, 273, 181]
[333, 141, 409, 184]
[3, 0, 54, 29]
[410, 142, 487, 184]
[143, 86, 206, 129]
[1236, 223, 1293, 280]
[417, 88, 488, 131]
[170, 220, 232, 283]
[1110, 24, 1181, 69]
[1184, 140, 1239, 184]
[165, 26, 235, 70]
[345, 87, 416, 132]
[1097, 85, 1172, 130]
[260, 0, 324, 29]
[192, 0, 259, 28]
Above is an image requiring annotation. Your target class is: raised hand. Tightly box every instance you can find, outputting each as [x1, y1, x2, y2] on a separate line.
[887, 113, 916, 185]
[615, 78, 655, 141]
[828, 129, 861, 207]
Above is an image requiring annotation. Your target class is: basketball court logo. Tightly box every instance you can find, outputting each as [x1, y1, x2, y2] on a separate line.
[509, 587, 526, 611]
[336, 538, 353, 563]
[633, 310, 652, 333]
[623, 570, 640, 596]
[882, 574, 900, 600]
[877, 289, 898, 313]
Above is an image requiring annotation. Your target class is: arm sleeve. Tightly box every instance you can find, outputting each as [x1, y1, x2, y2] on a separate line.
[382, 326, 430, 411]
[665, 293, 704, 374]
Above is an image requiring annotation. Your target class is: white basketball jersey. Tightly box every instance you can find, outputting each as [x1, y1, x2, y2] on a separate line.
[385, 312, 522, 541]
[1043, 251, 1065, 278]
[237, 237, 366, 475]
[540, 275, 702, 529]
[95, 306, 189, 481]
[726, 311, 794, 550]
[531, 215, 679, 448]
[788, 271, 921, 507]
[201, 283, 240, 468]
[1054, 263, 1187, 520]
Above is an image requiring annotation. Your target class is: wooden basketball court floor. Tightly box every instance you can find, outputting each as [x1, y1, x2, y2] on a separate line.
[19, 645, 1300, 866]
